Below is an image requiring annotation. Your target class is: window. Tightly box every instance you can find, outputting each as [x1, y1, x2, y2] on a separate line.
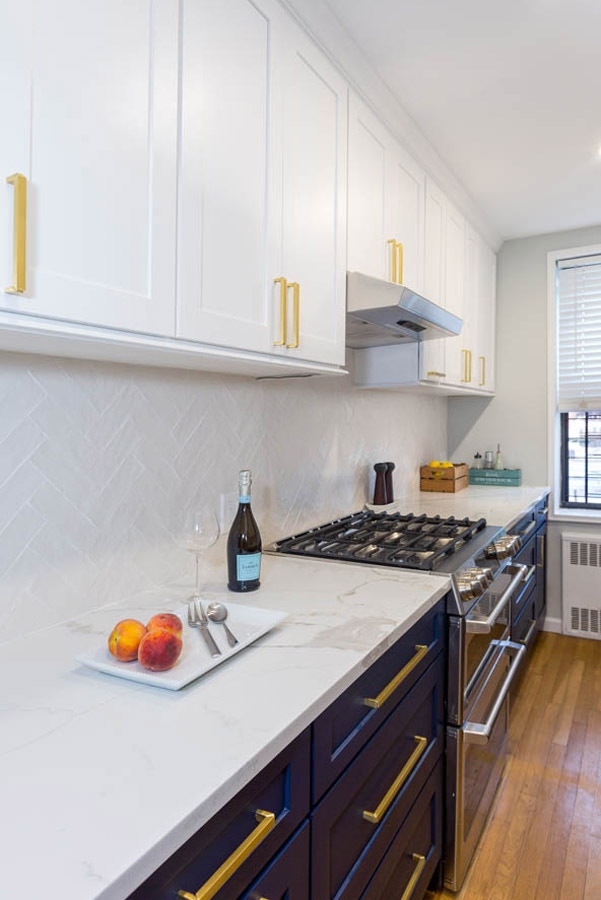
[555, 250, 601, 509]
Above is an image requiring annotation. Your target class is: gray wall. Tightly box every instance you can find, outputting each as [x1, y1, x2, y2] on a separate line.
[448, 223, 601, 627]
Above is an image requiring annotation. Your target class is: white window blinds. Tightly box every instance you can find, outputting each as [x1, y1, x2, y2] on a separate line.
[557, 253, 601, 411]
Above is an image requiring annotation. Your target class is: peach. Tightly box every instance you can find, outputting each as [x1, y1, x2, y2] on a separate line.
[138, 628, 183, 672]
[108, 619, 147, 662]
[146, 612, 183, 637]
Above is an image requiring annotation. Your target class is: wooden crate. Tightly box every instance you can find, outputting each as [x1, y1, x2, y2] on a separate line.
[420, 462, 469, 493]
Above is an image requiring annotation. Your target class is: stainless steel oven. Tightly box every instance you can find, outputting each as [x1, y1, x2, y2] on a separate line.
[269, 508, 530, 892]
[444, 565, 527, 891]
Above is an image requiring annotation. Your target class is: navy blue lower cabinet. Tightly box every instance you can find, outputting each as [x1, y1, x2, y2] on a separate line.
[242, 822, 309, 900]
[127, 729, 311, 900]
[311, 658, 444, 900]
[359, 766, 443, 900]
[312, 598, 446, 803]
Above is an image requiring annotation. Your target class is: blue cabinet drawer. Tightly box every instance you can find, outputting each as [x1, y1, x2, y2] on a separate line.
[311, 658, 444, 900]
[241, 822, 309, 900]
[360, 764, 443, 900]
[312, 598, 445, 802]
[128, 729, 311, 900]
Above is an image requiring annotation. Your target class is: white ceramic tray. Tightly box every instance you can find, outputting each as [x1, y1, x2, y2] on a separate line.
[76, 603, 287, 691]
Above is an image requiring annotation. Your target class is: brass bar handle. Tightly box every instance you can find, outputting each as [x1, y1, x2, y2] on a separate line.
[400, 853, 427, 900]
[286, 281, 299, 348]
[479, 355, 486, 386]
[362, 736, 428, 824]
[523, 564, 536, 587]
[387, 238, 397, 283]
[518, 618, 537, 647]
[468, 350, 473, 383]
[363, 644, 429, 710]
[177, 809, 276, 900]
[5, 173, 27, 294]
[426, 371, 446, 378]
[538, 534, 545, 568]
[396, 241, 404, 284]
[273, 277, 287, 346]
[461, 349, 469, 383]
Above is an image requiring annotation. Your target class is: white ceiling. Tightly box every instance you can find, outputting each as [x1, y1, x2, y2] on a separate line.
[324, 0, 601, 241]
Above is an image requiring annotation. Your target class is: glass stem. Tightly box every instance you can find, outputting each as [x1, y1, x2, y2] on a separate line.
[195, 553, 200, 593]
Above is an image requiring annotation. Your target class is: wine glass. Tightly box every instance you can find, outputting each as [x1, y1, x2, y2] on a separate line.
[182, 508, 220, 597]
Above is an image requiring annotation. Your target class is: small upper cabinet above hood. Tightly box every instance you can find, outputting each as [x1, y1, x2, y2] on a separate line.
[345, 271, 462, 349]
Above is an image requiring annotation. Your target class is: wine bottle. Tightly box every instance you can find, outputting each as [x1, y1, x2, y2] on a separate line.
[227, 470, 262, 592]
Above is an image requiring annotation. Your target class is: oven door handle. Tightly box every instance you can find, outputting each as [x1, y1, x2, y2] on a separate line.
[463, 640, 526, 745]
[465, 565, 528, 634]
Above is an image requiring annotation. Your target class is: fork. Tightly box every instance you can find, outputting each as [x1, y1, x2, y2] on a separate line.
[188, 596, 221, 658]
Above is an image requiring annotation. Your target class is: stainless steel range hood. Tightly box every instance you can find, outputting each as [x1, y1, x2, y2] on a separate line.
[346, 271, 462, 349]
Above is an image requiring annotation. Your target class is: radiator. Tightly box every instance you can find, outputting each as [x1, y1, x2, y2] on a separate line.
[561, 533, 601, 638]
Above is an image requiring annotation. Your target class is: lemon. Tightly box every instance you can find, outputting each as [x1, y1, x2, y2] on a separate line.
[428, 460, 441, 467]
[440, 461, 453, 468]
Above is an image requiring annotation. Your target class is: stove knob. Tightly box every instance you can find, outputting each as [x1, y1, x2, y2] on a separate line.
[469, 566, 494, 589]
[456, 575, 485, 601]
[485, 539, 512, 560]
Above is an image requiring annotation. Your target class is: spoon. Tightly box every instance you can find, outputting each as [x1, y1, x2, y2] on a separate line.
[206, 601, 239, 648]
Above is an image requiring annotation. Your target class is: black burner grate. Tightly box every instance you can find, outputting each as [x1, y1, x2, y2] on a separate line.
[272, 510, 487, 571]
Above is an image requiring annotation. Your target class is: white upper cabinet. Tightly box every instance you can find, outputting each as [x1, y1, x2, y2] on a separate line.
[276, 17, 347, 367]
[348, 95, 424, 289]
[1, 0, 179, 336]
[177, 0, 347, 367]
[177, 0, 278, 355]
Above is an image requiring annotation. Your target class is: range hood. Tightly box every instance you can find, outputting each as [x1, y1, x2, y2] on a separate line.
[346, 271, 462, 349]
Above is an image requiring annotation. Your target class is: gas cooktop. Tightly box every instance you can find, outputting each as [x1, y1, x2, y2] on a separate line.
[270, 509, 498, 573]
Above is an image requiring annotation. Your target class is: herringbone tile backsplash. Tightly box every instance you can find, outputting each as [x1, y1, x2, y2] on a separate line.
[0, 351, 447, 642]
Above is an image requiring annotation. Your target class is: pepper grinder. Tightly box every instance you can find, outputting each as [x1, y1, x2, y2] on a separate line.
[373, 463, 388, 505]
[384, 462, 395, 503]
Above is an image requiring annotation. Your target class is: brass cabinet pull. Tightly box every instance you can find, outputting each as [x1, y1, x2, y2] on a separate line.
[362, 736, 428, 824]
[177, 809, 276, 900]
[519, 519, 537, 541]
[387, 239, 404, 284]
[479, 355, 486, 386]
[400, 853, 426, 900]
[396, 241, 404, 284]
[460, 349, 469, 383]
[467, 350, 473, 383]
[387, 238, 397, 283]
[426, 371, 446, 378]
[538, 534, 545, 568]
[363, 644, 429, 709]
[5, 173, 27, 294]
[286, 281, 300, 348]
[273, 277, 287, 346]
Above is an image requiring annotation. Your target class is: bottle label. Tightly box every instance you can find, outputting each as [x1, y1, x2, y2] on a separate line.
[237, 552, 261, 581]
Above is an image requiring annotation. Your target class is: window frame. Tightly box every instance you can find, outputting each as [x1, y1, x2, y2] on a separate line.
[547, 243, 601, 522]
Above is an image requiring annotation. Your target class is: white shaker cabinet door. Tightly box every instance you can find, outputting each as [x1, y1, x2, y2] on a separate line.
[386, 143, 425, 293]
[347, 98, 389, 281]
[177, 0, 282, 354]
[1, 0, 179, 336]
[278, 22, 347, 367]
[347, 95, 425, 290]
[0, 0, 30, 297]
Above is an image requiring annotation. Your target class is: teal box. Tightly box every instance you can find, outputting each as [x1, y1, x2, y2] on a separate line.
[469, 468, 522, 487]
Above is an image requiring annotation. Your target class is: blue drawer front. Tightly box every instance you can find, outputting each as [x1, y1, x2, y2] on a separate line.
[311, 657, 444, 900]
[242, 822, 309, 900]
[128, 729, 311, 900]
[360, 765, 443, 900]
[312, 598, 446, 802]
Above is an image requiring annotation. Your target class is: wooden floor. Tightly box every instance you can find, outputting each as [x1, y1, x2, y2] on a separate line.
[426, 631, 601, 900]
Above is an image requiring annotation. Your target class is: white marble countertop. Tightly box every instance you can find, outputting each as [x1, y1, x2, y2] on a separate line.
[0, 484, 548, 900]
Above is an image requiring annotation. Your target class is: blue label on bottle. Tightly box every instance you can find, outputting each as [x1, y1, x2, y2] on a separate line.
[237, 552, 261, 581]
